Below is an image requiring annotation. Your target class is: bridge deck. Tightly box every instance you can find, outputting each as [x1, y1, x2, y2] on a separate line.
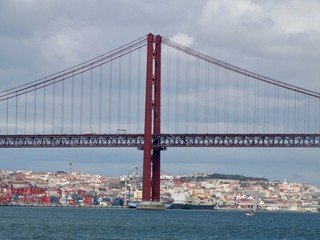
[0, 134, 320, 148]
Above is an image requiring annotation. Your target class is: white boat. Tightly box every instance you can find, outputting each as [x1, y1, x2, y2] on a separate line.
[245, 210, 255, 216]
[246, 191, 258, 216]
[128, 201, 139, 208]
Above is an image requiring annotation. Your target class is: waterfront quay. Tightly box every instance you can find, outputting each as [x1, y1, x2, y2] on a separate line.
[0, 202, 125, 208]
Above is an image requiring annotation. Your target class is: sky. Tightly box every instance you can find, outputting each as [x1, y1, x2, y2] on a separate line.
[1, 0, 320, 185]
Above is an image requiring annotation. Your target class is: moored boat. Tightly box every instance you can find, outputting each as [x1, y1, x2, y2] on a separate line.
[168, 203, 215, 210]
[128, 201, 172, 209]
[128, 202, 139, 208]
[136, 201, 166, 210]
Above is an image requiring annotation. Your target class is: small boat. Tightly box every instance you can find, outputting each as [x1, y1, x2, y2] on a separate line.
[128, 201, 139, 208]
[128, 201, 172, 209]
[169, 203, 216, 210]
[245, 191, 258, 216]
[245, 210, 255, 216]
[212, 203, 219, 210]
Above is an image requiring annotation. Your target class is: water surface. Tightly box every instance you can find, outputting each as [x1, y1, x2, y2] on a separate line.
[0, 207, 319, 239]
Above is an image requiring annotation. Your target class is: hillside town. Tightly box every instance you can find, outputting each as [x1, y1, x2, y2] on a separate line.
[0, 168, 319, 212]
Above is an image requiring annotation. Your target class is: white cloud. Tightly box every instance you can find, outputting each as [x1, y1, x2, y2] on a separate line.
[170, 32, 194, 47]
[271, 0, 320, 34]
[40, 29, 82, 67]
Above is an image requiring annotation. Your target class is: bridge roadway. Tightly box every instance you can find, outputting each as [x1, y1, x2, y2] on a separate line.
[1, 134, 320, 148]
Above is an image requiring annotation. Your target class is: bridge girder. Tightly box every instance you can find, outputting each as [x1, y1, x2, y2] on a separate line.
[0, 134, 319, 148]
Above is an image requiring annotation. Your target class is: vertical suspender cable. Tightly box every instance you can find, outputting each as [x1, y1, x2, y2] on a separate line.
[226, 70, 230, 133]
[34, 86, 37, 134]
[273, 84, 276, 133]
[118, 55, 122, 130]
[24, 85, 27, 134]
[314, 97, 317, 133]
[284, 88, 287, 133]
[247, 76, 250, 133]
[304, 95, 307, 133]
[43, 86, 46, 134]
[6, 94, 9, 135]
[80, 72, 83, 133]
[195, 58, 199, 133]
[52, 80, 55, 134]
[233, 72, 237, 133]
[209, 63, 213, 133]
[99, 65, 102, 134]
[71, 75, 74, 134]
[284, 88, 287, 132]
[224, 69, 228, 133]
[266, 79, 269, 133]
[61, 79, 64, 134]
[108, 62, 113, 133]
[185, 53, 190, 133]
[318, 98, 320, 133]
[128, 52, 132, 133]
[257, 79, 260, 133]
[263, 80, 267, 133]
[297, 94, 300, 133]
[287, 89, 290, 133]
[307, 96, 310, 133]
[215, 65, 219, 133]
[137, 50, 141, 133]
[253, 78, 257, 133]
[166, 46, 171, 132]
[175, 49, 180, 133]
[293, 92, 297, 133]
[15, 92, 18, 134]
[90, 68, 93, 132]
[236, 73, 240, 133]
[276, 85, 279, 133]
[205, 61, 209, 133]
[243, 75, 246, 133]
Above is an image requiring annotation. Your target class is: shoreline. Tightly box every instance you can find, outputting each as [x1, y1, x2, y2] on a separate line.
[1, 203, 319, 213]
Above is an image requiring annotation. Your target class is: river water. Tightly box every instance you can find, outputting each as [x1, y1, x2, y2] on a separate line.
[0, 207, 319, 239]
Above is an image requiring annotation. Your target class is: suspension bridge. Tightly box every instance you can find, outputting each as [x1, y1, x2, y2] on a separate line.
[1, 33, 320, 202]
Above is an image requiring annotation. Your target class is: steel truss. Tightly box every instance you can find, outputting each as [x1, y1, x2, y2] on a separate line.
[0, 134, 320, 148]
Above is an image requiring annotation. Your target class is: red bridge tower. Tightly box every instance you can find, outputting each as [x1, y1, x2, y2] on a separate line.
[142, 33, 162, 202]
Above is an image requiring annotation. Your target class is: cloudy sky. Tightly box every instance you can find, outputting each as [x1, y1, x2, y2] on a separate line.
[1, 0, 320, 185]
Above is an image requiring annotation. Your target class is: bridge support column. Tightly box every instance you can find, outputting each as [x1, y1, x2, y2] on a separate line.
[142, 34, 162, 202]
[151, 35, 162, 202]
[142, 33, 154, 201]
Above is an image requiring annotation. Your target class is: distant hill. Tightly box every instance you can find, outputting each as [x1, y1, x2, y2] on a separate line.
[182, 173, 268, 182]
